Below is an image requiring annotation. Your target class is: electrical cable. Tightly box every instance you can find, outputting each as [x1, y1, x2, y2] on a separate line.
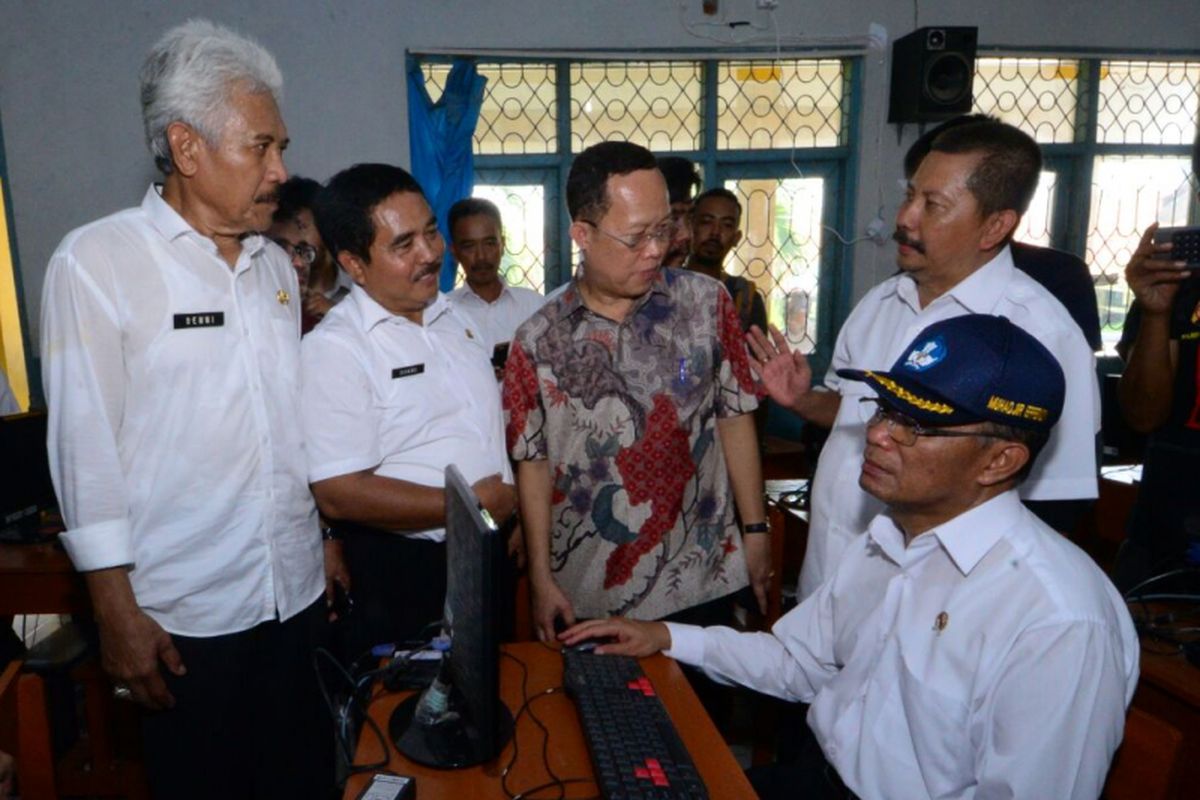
[499, 649, 598, 800]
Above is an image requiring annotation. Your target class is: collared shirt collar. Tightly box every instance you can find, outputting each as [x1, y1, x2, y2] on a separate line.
[142, 183, 268, 260]
[867, 489, 1020, 575]
[894, 244, 1016, 314]
[351, 284, 448, 333]
[552, 265, 672, 323]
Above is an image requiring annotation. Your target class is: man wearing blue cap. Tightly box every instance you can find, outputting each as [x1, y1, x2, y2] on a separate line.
[755, 119, 1100, 600]
[563, 314, 1138, 800]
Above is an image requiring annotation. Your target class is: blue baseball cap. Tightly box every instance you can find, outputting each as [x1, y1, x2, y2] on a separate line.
[836, 314, 1065, 433]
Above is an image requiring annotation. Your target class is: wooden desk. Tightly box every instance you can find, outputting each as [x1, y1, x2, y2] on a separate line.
[1133, 630, 1200, 798]
[343, 642, 756, 800]
[0, 539, 88, 615]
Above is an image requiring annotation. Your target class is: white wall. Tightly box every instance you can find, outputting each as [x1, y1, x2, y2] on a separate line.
[2, 0, 1198, 364]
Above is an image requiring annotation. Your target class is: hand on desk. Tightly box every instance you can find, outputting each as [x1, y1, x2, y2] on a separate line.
[560, 617, 672, 659]
[531, 574, 575, 643]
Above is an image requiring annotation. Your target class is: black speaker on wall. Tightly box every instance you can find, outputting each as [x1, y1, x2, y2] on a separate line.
[888, 26, 978, 123]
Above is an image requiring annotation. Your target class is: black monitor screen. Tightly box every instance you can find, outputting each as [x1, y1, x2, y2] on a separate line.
[390, 464, 513, 768]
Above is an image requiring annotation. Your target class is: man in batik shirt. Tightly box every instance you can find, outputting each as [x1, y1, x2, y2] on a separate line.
[504, 141, 770, 641]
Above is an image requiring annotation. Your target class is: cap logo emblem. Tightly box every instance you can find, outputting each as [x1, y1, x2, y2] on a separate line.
[903, 336, 946, 372]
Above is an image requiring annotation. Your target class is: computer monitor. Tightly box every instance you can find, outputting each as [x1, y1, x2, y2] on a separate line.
[0, 411, 56, 543]
[389, 465, 514, 768]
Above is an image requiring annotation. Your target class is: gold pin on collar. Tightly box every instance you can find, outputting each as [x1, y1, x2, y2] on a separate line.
[277, 290, 290, 305]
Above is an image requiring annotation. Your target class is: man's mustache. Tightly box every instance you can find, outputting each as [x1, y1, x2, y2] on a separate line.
[892, 229, 926, 253]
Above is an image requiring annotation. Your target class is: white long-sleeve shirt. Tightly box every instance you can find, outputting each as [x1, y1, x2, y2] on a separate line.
[801, 245, 1100, 597]
[41, 185, 324, 636]
[666, 490, 1138, 800]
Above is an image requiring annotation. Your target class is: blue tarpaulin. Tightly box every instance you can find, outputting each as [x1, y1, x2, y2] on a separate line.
[407, 60, 486, 291]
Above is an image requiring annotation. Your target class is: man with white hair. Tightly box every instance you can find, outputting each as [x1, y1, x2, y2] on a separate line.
[41, 20, 331, 797]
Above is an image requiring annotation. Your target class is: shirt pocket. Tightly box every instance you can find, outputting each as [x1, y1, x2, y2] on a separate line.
[889, 657, 974, 797]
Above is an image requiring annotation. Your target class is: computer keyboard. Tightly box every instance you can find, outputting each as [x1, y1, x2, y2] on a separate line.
[562, 648, 709, 800]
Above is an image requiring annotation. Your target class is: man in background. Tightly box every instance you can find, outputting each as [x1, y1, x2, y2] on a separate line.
[658, 155, 702, 268]
[1115, 131, 1200, 591]
[268, 175, 352, 333]
[904, 114, 1102, 350]
[447, 196, 544, 358]
[685, 187, 768, 334]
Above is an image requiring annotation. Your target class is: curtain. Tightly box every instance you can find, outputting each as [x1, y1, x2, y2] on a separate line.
[407, 59, 486, 291]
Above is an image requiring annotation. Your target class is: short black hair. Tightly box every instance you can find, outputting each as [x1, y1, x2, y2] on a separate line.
[929, 119, 1043, 219]
[902, 113, 997, 179]
[314, 163, 426, 264]
[693, 187, 743, 221]
[977, 421, 1050, 484]
[272, 176, 322, 225]
[448, 197, 503, 241]
[657, 156, 701, 205]
[567, 141, 660, 221]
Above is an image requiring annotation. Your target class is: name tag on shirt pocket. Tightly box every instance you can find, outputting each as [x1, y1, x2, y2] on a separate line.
[173, 311, 225, 330]
[392, 364, 426, 380]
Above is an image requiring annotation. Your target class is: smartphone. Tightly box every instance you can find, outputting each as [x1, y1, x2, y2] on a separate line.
[491, 341, 511, 369]
[356, 773, 414, 800]
[1151, 226, 1200, 268]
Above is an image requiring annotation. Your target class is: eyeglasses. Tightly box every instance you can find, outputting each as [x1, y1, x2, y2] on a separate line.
[581, 219, 672, 252]
[273, 239, 318, 266]
[860, 398, 1006, 448]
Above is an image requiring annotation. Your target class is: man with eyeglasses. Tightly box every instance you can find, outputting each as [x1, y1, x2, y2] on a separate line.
[563, 314, 1138, 800]
[751, 119, 1099, 600]
[504, 141, 770, 640]
[269, 176, 352, 333]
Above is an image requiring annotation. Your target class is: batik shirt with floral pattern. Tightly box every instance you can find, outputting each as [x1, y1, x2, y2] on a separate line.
[503, 268, 760, 620]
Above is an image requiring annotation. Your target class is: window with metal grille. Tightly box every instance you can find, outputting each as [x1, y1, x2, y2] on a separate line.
[416, 56, 857, 362]
[973, 57, 1199, 354]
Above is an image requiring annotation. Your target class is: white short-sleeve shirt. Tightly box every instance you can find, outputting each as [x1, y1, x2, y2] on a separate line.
[801, 246, 1100, 596]
[301, 287, 512, 541]
[448, 280, 545, 352]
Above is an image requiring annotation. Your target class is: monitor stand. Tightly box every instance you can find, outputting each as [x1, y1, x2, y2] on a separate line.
[389, 687, 514, 769]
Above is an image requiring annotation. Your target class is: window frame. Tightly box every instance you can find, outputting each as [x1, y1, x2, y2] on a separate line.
[974, 52, 1199, 365]
[409, 52, 861, 374]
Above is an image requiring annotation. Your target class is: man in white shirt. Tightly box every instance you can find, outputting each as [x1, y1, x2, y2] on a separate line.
[447, 197, 545, 363]
[564, 314, 1139, 800]
[750, 119, 1099, 598]
[40, 20, 331, 798]
[302, 164, 517, 658]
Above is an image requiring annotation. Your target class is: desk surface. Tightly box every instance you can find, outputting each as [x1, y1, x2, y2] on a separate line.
[343, 642, 756, 800]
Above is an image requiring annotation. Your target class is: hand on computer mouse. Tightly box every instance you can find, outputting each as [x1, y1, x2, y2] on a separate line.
[559, 617, 671, 658]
